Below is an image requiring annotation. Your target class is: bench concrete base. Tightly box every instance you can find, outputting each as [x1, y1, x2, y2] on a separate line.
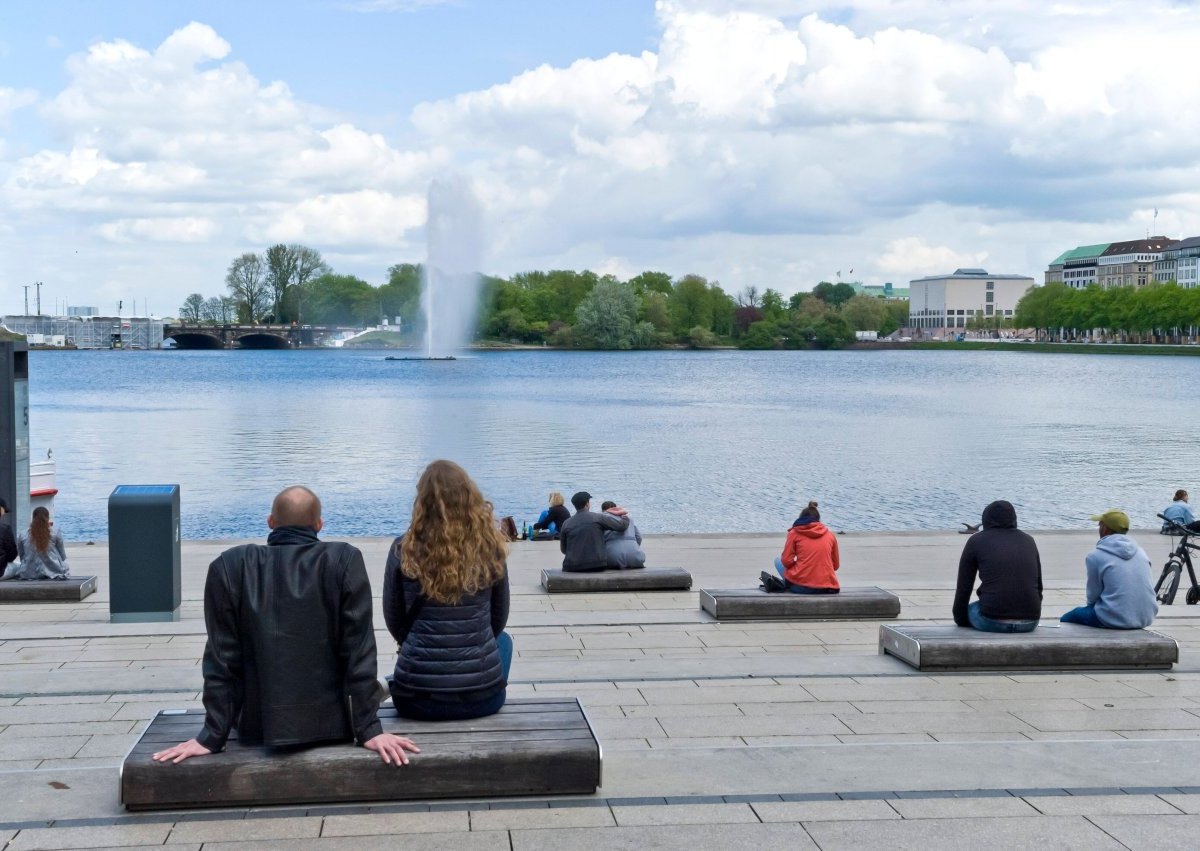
[541, 567, 692, 593]
[700, 586, 901, 620]
[0, 575, 97, 602]
[120, 697, 601, 811]
[879, 623, 1179, 671]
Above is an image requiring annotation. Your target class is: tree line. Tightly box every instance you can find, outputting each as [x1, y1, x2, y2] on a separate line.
[1015, 282, 1200, 343]
[178, 249, 910, 349]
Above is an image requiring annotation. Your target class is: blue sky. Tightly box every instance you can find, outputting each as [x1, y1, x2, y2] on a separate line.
[2, 0, 1199, 315]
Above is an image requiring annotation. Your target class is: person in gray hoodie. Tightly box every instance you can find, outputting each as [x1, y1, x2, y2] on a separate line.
[1060, 509, 1157, 629]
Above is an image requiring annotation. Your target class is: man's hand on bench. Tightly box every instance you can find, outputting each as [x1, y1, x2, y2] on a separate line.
[364, 732, 421, 766]
[152, 738, 213, 764]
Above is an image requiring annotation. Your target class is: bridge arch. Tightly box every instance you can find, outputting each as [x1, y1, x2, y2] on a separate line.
[166, 331, 224, 350]
[235, 332, 292, 350]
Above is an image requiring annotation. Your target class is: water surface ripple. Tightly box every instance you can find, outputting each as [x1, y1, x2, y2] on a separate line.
[28, 349, 1196, 540]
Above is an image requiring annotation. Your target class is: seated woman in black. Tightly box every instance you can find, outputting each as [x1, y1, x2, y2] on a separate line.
[384, 459, 513, 720]
[533, 491, 571, 536]
[952, 500, 1042, 633]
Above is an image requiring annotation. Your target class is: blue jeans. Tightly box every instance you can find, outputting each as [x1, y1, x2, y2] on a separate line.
[968, 601, 1038, 633]
[392, 631, 514, 721]
[774, 557, 839, 595]
[1060, 605, 1112, 628]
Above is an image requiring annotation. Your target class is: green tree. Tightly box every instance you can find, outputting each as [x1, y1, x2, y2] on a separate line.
[688, 326, 717, 348]
[303, 274, 376, 326]
[761, 288, 787, 321]
[225, 253, 270, 322]
[264, 244, 297, 321]
[628, 271, 674, 296]
[709, 284, 735, 337]
[642, 291, 672, 332]
[670, 275, 713, 334]
[574, 280, 640, 349]
[839, 294, 887, 332]
[738, 320, 779, 349]
[811, 281, 856, 307]
[179, 293, 204, 323]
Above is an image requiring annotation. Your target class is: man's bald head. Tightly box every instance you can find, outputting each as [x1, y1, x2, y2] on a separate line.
[268, 486, 323, 531]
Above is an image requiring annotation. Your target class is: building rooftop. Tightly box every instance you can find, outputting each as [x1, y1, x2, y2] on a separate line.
[910, 270, 1034, 283]
[1164, 235, 1200, 254]
[1061, 243, 1111, 265]
[1101, 237, 1177, 256]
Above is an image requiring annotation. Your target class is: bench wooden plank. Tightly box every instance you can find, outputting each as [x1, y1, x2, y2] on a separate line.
[879, 623, 1179, 671]
[120, 697, 601, 810]
[0, 576, 97, 603]
[700, 586, 901, 620]
[541, 567, 692, 593]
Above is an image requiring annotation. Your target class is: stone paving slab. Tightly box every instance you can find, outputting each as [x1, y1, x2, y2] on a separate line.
[508, 822, 818, 851]
[803, 815, 1124, 850]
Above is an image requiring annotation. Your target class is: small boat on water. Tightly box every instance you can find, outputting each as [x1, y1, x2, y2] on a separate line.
[30, 449, 57, 513]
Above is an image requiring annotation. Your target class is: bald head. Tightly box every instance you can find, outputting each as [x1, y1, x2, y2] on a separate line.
[268, 486, 323, 531]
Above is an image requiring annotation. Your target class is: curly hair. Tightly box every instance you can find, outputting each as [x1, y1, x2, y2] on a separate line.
[29, 507, 51, 554]
[399, 460, 508, 604]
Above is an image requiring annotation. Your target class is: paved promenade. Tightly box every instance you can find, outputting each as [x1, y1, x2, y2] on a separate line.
[3, 530, 1200, 849]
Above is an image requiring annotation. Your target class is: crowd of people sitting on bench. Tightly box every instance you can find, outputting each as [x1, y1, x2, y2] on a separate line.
[94, 471, 1187, 770]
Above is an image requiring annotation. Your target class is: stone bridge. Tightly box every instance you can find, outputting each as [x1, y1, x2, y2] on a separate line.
[164, 324, 353, 349]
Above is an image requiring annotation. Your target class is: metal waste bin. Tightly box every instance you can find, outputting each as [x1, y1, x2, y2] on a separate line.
[109, 485, 181, 623]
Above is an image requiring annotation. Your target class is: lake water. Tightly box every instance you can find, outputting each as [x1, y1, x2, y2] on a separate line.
[26, 348, 1198, 540]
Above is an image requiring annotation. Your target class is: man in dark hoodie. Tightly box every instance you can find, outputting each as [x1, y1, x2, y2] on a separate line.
[952, 500, 1042, 632]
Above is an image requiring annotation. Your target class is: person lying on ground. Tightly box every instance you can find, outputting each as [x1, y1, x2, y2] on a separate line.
[1161, 489, 1195, 533]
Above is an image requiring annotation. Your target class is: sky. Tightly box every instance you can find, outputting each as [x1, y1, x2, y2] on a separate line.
[2, 0, 1200, 317]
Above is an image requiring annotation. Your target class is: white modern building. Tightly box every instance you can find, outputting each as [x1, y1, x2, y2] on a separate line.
[908, 269, 1036, 334]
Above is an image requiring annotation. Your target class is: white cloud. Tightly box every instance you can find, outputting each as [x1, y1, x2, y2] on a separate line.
[260, 190, 426, 247]
[98, 216, 218, 243]
[7, 3, 1200, 313]
[877, 237, 989, 278]
[0, 88, 38, 125]
[344, 0, 456, 11]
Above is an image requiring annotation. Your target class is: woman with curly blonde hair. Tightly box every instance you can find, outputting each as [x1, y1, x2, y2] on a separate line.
[383, 460, 513, 720]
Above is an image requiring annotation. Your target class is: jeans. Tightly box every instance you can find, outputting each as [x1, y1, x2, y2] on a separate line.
[1059, 605, 1111, 628]
[774, 557, 839, 595]
[392, 631, 514, 721]
[967, 601, 1038, 633]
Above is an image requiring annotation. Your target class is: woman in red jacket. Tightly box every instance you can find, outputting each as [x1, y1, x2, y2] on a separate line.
[774, 501, 840, 594]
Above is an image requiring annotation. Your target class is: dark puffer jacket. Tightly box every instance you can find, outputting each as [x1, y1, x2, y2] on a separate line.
[382, 536, 509, 702]
[952, 500, 1043, 625]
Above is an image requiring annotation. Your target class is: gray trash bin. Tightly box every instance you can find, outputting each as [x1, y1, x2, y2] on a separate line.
[109, 485, 181, 623]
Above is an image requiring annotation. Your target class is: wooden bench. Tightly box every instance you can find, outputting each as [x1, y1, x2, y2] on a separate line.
[879, 623, 1179, 671]
[541, 567, 692, 593]
[120, 697, 601, 811]
[0, 576, 97, 603]
[700, 586, 901, 620]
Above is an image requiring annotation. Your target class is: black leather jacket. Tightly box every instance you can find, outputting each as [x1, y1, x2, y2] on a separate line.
[196, 526, 384, 752]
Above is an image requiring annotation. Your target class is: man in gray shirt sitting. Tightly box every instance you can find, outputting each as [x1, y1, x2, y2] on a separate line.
[560, 491, 629, 572]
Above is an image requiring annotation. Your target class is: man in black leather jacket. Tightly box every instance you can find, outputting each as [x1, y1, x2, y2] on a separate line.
[153, 486, 419, 766]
